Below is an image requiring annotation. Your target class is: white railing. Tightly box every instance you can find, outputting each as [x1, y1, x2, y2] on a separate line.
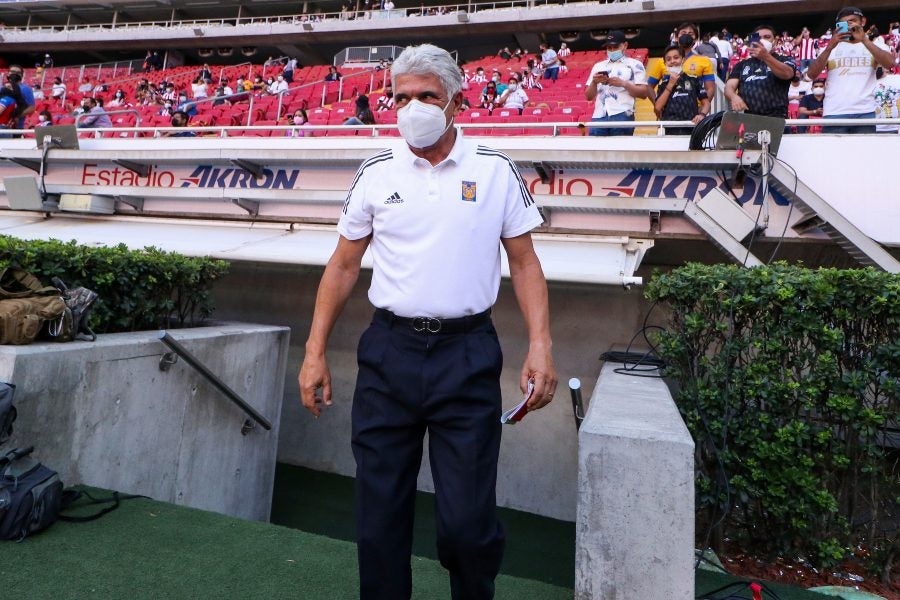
[0, 0, 635, 33]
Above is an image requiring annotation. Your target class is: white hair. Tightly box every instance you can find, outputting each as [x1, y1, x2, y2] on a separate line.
[390, 44, 462, 99]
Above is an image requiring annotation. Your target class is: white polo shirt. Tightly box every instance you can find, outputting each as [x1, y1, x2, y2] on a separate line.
[585, 56, 648, 118]
[338, 131, 543, 318]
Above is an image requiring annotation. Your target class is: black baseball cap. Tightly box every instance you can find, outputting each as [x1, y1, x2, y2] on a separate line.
[836, 6, 864, 20]
[605, 30, 627, 46]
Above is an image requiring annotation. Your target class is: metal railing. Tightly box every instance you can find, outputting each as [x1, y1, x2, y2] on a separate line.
[73, 108, 142, 136]
[0, 0, 633, 33]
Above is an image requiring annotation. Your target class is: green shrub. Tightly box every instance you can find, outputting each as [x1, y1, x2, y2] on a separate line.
[645, 263, 898, 573]
[0, 236, 229, 332]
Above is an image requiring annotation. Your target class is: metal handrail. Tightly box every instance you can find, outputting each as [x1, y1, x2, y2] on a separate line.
[74, 108, 142, 136]
[158, 331, 272, 432]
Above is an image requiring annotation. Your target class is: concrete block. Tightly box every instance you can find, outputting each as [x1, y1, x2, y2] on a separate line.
[575, 361, 695, 600]
[0, 322, 289, 522]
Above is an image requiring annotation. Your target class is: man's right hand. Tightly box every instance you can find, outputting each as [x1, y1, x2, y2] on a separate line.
[730, 94, 749, 112]
[592, 72, 609, 86]
[299, 353, 332, 417]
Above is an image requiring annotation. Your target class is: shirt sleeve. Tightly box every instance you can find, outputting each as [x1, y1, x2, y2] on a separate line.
[337, 161, 375, 240]
[646, 60, 663, 86]
[632, 60, 648, 85]
[500, 159, 543, 239]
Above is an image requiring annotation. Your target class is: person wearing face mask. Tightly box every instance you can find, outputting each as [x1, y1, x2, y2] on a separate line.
[77, 96, 112, 129]
[5, 65, 35, 131]
[497, 75, 529, 114]
[585, 30, 649, 136]
[653, 45, 709, 135]
[725, 24, 797, 118]
[163, 110, 196, 137]
[647, 24, 717, 107]
[107, 89, 128, 108]
[299, 43, 556, 600]
[376, 85, 395, 111]
[807, 6, 895, 134]
[35, 110, 53, 128]
[471, 67, 487, 84]
[286, 109, 309, 137]
[796, 79, 826, 133]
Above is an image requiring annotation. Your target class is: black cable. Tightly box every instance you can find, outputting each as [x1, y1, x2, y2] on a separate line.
[766, 155, 799, 264]
[599, 300, 668, 378]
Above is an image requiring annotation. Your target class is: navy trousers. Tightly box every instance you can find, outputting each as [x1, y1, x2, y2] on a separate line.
[351, 310, 505, 600]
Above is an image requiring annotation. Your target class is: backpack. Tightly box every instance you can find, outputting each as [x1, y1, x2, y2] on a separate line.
[47, 277, 99, 342]
[0, 446, 64, 541]
[0, 266, 65, 345]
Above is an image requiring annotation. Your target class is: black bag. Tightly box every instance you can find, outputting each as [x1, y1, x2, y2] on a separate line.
[0, 446, 64, 541]
[0, 382, 14, 446]
[46, 277, 99, 342]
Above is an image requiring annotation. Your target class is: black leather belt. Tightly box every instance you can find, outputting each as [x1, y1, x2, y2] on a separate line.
[374, 308, 491, 334]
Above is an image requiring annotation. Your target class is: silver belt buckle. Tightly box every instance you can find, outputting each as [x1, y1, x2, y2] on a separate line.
[412, 317, 441, 333]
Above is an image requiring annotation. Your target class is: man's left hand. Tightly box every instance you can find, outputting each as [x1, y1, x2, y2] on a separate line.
[521, 344, 557, 410]
[748, 43, 770, 60]
[607, 76, 627, 87]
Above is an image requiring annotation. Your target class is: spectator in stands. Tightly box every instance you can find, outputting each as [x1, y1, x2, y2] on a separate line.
[161, 83, 178, 103]
[558, 42, 571, 58]
[653, 45, 709, 135]
[585, 30, 649, 136]
[873, 67, 900, 133]
[794, 28, 818, 72]
[679, 23, 720, 64]
[176, 93, 197, 119]
[158, 102, 174, 117]
[498, 47, 512, 60]
[78, 96, 112, 129]
[525, 59, 543, 90]
[807, 6, 895, 133]
[163, 111, 195, 137]
[324, 66, 342, 82]
[512, 48, 525, 62]
[220, 79, 234, 97]
[283, 57, 298, 83]
[647, 24, 716, 106]
[148, 51, 164, 71]
[50, 77, 66, 101]
[376, 59, 388, 71]
[540, 43, 560, 81]
[107, 89, 129, 108]
[376, 85, 395, 111]
[192, 77, 209, 100]
[709, 30, 733, 81]
[36, 110, 53, 127]
[725, 25, 796, 119]
[471, 67, 487, 84]
[42, 54, 53, 69]
[497, 75, 529, 114]
[78, 77, 93, 94]
[250, 76, 266, 94]
[787, 74, 810, 112]
[268, 75, 289, 95]
[0, 86, 20, 130]
[344, 94, 376, 125]
[480, 82, 500, 112]
[775, 31, 795, 57]
[287, 109, 309, 137]
[796, 78, 825, 132]
[6, 65, 35, 131]
[199, 64, 212, 83]
[212, 87, 227, 106]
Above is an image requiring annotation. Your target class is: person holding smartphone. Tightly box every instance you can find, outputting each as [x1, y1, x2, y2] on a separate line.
[584, 30, 649, 136]
[806, 6, 895, 133]
[725, 24, 797, 118]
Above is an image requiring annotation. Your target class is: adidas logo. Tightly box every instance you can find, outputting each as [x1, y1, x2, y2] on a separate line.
[384, 192, 404, 205]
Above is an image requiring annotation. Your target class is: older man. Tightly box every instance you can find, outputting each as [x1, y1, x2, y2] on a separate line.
[298, 43, 557, 600]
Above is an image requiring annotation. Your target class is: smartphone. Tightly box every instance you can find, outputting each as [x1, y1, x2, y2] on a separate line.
[748, 32, 761, 45]
[835, 21, 850, 35]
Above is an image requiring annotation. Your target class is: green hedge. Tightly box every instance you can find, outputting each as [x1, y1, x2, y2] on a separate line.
[645, 263, 898, 573]
[0, 236, 229, 333]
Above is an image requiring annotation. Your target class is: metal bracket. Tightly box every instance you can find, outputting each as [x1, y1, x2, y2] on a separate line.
[532, 161, 550, 185]
[159, 352, 178, 371]
[114, 160, 151, 177]
[9, 158, 41, 173]
[115, 195, 144, 211]
[232, 198, 259, 217]
[231, 158, 264, 179]
[241, 419, 255, 436]
[649, 210, 661, 234]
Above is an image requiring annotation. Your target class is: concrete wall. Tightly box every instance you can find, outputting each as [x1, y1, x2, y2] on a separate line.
[1, 324, 289, 522]
[213, 261, 658, 522]
[575, 362, 695, 600]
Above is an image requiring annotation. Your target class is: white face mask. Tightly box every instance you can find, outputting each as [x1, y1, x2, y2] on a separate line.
[668, 65, 683, 76]
[396, 98, 453, 149]
[507, 83, 518, 91]
[759, 39, 774, 52]
[812, 87, 825, 96]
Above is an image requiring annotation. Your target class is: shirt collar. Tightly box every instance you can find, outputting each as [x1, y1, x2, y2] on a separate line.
[397, 127, 466, 169]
